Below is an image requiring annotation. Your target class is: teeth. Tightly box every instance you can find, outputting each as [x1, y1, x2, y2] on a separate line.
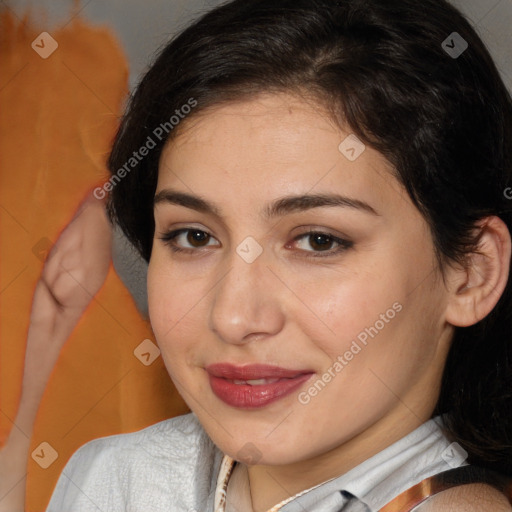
[247, 379, 269, 385]
[232, 378, 280, 385]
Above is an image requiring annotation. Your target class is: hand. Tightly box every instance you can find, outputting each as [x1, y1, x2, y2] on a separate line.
[34, 189, 113, 322]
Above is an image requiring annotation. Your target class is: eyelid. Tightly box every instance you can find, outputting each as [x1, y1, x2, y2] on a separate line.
[158, 228, 220, 251]
[158, 227, 353, 258]
[288, 229, 353, 257]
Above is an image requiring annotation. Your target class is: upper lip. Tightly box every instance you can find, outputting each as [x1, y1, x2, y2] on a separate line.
[205, 363, 313, 380]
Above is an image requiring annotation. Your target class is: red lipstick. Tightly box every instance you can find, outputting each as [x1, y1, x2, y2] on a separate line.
[205, 363, 314, 409]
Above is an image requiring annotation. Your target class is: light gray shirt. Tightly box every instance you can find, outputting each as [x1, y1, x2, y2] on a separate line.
[46, 412, 466, 512]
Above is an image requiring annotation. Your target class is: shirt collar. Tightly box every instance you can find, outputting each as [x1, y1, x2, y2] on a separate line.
[315, 415, 451, 511]
[215, 414, 452, 512]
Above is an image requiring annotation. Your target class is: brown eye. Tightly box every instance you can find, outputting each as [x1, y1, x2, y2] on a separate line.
[308, 233, 335, 251]
[291, 230, 353, 258]
[186, 230, 211, 247]
[158, 228, 220, 253]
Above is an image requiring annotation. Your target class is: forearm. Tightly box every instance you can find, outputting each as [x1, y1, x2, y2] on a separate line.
[14, 283, 86, 439]
[0, 190, 112, 512]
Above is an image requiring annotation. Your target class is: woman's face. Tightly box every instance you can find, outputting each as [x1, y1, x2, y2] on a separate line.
[148, 93, 454, 466]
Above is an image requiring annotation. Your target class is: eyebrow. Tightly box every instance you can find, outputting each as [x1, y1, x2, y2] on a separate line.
[153, 189, 380, 218]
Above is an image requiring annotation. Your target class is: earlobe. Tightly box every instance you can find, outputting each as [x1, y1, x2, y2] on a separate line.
[445, 216, 511, 328]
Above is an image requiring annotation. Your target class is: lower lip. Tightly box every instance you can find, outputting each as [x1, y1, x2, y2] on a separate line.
[208, 373, 313, 409]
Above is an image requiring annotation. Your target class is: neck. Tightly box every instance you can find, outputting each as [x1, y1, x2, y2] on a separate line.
[246, 405, 433, 512]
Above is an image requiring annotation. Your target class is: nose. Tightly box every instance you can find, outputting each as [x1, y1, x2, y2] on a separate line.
[208, 246, 286, 345]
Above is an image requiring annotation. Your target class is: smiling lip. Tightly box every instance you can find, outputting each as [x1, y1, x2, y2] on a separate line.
[205, 363, 314, 409]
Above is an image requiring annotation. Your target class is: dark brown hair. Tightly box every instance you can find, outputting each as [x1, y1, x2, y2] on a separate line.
[107, 0, 512, 476]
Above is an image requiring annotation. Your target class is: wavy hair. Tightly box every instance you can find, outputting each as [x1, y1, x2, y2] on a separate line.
[107, 0, 512, 476]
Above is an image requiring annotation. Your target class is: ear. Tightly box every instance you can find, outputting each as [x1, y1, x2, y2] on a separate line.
[445, 216, 511, 327]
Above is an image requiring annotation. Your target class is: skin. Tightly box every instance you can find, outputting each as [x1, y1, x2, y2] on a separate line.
[148, 92, 511, 511]
[0, 93, 512, 512]
[421, 484, 512, 511]
[0, 191, 112, 512]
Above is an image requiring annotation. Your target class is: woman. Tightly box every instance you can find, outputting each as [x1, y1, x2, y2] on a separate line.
[46, 0, 512, 510]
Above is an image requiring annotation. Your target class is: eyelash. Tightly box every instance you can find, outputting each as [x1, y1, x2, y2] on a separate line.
[157, 228, 353, 259]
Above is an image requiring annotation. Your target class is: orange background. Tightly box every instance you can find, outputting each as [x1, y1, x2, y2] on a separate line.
[0, 12, 188, 511]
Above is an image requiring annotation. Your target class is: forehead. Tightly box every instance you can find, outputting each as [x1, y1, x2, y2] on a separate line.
[157, 93, 407, 216]
[162, 93, 346, 168]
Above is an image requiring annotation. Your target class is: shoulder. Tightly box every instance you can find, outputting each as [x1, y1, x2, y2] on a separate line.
[46, 413, 221, 511]
[64, 411, 211, 464]
[419, 484, 512, 511]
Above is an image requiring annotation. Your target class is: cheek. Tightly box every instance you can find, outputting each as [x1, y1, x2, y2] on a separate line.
[296, 261, 440, 399]
[146, 261, 202, 358]
[294, 266, 404, 356]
